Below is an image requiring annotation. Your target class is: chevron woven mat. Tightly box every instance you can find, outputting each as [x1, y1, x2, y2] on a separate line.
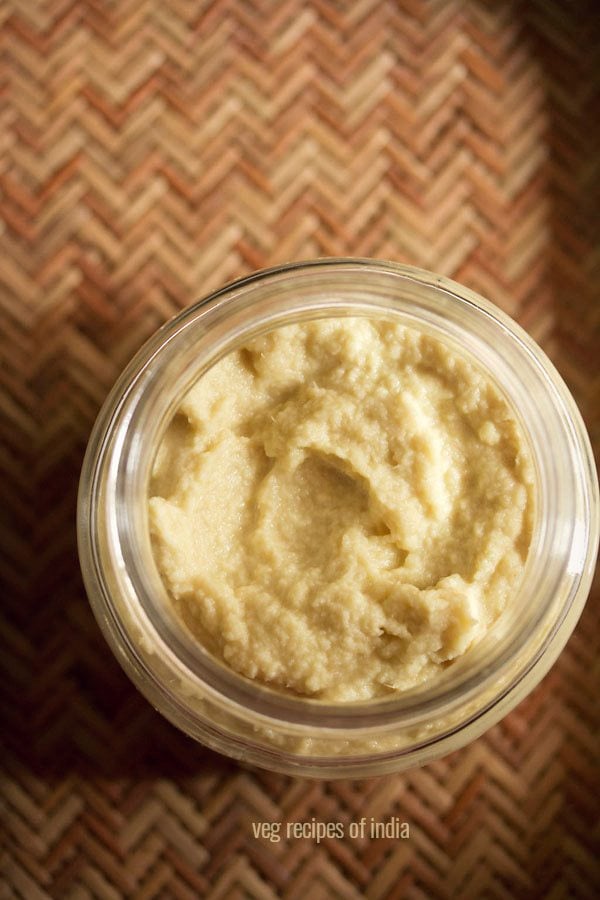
[1, 1, 599, 897]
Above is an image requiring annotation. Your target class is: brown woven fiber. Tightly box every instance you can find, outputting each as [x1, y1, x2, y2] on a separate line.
[1, 0, 599, 897]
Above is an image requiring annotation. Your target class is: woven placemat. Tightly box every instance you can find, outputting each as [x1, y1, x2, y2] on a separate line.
[1, 1, 599, 897]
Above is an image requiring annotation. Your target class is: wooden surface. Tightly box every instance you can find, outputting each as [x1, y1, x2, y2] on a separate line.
[1, 1, 599, 897]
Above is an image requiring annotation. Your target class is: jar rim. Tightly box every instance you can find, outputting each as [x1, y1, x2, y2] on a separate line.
[78, 259, 599, 772]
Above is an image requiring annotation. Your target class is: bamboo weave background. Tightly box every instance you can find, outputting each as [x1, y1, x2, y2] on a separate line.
[1, 0, 599, 897]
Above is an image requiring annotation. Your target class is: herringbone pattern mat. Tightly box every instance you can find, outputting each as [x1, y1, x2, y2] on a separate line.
[1, 0, 599, 897]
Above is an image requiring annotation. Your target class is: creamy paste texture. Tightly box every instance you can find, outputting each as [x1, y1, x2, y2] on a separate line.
[149, 318, 534, 702]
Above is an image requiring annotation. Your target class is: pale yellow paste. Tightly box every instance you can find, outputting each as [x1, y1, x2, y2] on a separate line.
[149, 318, 534, 702]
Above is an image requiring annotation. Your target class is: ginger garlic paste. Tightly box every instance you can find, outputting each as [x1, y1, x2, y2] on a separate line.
[149, 319, 534, 702]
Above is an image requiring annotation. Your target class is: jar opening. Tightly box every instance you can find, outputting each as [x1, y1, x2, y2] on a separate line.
[78, 260, 599, 773]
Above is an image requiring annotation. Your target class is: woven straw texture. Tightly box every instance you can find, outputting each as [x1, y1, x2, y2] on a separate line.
[1, 0, 599, 897]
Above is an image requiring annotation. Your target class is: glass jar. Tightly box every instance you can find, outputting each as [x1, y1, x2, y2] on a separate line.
[77, 259, 599, 778]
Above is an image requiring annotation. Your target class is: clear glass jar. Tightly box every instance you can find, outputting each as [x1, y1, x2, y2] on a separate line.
[77, 260, 599, 778]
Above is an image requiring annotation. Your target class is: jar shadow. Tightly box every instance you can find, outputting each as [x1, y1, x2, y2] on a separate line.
[0, 416, 241, 784]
